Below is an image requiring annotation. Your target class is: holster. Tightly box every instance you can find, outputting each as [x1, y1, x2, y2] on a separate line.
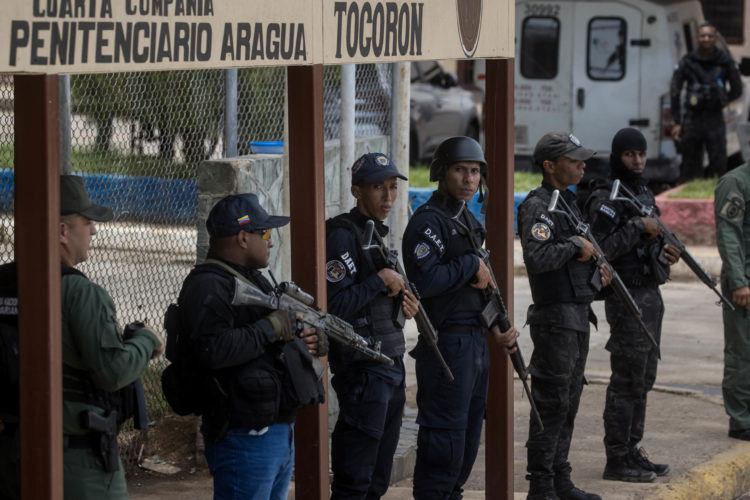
[79, 410, 120, 473]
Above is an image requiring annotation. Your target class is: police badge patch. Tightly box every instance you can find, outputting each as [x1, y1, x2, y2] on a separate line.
[531, 222, 551, 241]
[326, 260, 347, 283]
[720, 193, 745, 222]
[414, 242, 431, 260]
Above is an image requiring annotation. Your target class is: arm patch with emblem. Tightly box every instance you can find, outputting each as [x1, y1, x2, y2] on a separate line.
[419, 224, 445, 254]
[720, 192, 745, 222]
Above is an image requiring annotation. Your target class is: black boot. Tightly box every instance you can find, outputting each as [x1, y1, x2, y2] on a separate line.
[630, 447, 670, 476]
[557, 486, 602, 500]
[602, 454, 656, 483]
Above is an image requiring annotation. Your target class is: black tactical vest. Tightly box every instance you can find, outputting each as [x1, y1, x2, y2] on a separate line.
[412, 200, 487, 328]
[524, 190, 597, 305]
[326, 212, 405, 359]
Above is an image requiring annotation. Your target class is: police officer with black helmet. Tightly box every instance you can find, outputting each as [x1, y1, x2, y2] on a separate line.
[403, 136, 520, 499]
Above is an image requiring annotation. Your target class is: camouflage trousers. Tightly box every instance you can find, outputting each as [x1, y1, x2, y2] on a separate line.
[602, 286, 663, 459]
[526, 325, 589, 492]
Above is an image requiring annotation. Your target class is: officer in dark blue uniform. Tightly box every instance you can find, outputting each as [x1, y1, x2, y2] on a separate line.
[326, 153, 419, 500]
[402, 137, 520, 500]
[518, 132, 611, 500]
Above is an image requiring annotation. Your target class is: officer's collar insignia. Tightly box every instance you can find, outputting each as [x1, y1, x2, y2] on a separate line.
[414, 242, 431, 260]
[569, 134, 582, 147]
[531, 222, 551, 241]
[325, 260, 346, 283]
[376, 155, 389, 166]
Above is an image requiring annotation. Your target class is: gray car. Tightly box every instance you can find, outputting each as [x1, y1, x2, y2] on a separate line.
[410, 61, 483, 164]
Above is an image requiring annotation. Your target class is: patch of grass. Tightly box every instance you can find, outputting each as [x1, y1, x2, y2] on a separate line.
[408, 165, 542, 192]
[667, 177, 718, 199]
[408, 164, 436, 188]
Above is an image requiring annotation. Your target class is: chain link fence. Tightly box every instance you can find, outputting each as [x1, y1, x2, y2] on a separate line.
[0, 64, 391, 470]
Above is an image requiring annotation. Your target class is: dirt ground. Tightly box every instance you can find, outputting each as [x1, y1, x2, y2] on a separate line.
[126, 413, 213, 495]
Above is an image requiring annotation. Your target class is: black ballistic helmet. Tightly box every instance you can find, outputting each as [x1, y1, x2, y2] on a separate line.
[429, 136, 487, 182]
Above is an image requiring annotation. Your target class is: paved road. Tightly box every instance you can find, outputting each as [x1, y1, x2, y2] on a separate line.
[130, 271, 737, 499]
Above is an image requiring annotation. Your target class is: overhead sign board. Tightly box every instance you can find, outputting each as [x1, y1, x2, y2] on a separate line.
[1, 0, 512, 73]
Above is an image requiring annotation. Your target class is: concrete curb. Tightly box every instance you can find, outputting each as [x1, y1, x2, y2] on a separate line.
[648, 443, 750, 500]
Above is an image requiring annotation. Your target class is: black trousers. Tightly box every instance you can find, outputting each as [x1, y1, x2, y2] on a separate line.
[680, 111, 727, 179]
[526, 325, 589, 494]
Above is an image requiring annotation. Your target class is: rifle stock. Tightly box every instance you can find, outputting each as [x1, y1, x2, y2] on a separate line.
[231, 276, 394, 366]
[610, 179, 734, 310]
[363, 220, 454, 381]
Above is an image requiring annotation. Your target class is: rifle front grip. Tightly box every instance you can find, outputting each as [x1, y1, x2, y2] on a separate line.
[509, 345, 528, 380]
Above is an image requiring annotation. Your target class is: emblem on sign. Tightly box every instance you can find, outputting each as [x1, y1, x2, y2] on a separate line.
[456, 0, 482, 57]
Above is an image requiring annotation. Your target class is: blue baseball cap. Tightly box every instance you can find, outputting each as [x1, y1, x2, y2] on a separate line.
[206, 193, 290, 238]
[351, 153, 407, 185]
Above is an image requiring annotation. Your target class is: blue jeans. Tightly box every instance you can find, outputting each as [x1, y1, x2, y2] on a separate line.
[202, 423, 295, 500]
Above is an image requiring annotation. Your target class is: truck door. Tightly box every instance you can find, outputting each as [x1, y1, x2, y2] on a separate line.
[514, 1, 575, 156]
[571, 2, 642, 152]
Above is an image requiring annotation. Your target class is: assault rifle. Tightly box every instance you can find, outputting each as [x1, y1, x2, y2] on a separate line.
[452, 202, 544, 431]
[361, 219, 454, 382]
[548, 190, 660, 354]
[609, 179, 734, 310]
[231, 276, 394, 366]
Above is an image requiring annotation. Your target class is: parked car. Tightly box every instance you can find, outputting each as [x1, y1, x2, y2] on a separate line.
[410, 61, 483, 164]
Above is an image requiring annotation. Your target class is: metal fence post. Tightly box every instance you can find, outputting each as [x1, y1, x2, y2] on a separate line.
[340, 64, 356, 211]
[58, 75, 71, 175]
[224, 69, 238, 158]
[388, 62, 410, 252]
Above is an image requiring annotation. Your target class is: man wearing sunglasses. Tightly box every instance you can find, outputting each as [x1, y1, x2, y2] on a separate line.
[326, 153, 418, 499]
[174, 193, 325, 500]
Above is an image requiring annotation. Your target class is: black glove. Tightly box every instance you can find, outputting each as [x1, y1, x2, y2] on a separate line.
[266, 310, 297, 341]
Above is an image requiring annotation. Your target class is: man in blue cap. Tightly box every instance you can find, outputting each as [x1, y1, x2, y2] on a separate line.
[326, 153, 419, 499]
[175, 193, 325, 500]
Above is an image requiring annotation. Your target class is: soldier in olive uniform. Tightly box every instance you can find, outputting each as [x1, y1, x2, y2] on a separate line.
[715, 161, 750, 440]
[0, 176, 164, 500]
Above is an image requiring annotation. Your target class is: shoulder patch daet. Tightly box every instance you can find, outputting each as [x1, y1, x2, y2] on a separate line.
[531, 222, 551, 241]
[414, 242, 431, 260]
[340, 251, 357, 275]
[539, 213, 555, 228]
[598, 204, 616, 219]
[420, 224, 445, 254]
[326, 260, 347, 283]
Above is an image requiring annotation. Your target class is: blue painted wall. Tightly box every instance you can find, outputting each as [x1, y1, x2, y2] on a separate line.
[0, 170, 531, 231]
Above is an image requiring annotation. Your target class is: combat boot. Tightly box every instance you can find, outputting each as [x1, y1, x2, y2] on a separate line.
[602, 454, 656, 483]
[527, 490, 560, 500]
[630, 447, 669, 476]
[557, 486, 601, 500]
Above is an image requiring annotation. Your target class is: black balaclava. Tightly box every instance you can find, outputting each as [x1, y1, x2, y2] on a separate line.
[610, 127, 647, 184]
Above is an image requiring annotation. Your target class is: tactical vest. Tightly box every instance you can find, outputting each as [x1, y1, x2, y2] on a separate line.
[604, 184, 668, 287]
[0, 263, 130, 424]
[412, 201, 487, 328]
[326, 213, 405, 358]
[524, 189, 597, 305]
[177, 263, 324, 434]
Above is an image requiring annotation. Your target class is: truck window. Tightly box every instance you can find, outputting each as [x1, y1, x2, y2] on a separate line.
[587, 17, 626, 81]
[520, 17, 560, 79]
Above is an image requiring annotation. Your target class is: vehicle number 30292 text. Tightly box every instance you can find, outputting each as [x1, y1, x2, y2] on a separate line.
[524, 4, 560, 17]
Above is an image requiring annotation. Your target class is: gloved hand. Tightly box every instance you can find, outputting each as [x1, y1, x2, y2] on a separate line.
[316, 328, 329, 357]
[266, 310, 297, 341]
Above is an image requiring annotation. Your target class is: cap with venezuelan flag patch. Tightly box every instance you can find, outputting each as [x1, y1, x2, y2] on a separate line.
[206, 193, 290, 238]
